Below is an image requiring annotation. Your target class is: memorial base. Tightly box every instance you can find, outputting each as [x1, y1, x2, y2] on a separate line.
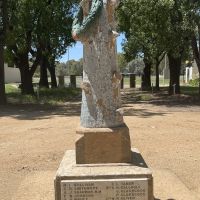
[54, 149, 153, 200]
[76, 125, 132, 164]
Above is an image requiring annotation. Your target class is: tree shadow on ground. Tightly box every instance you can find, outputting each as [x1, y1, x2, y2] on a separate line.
[121, 107, 167, 118]
[0, 103, 168, 120]
[1, 88, 199, 120]
[121, 88, 200, 108]
[148, 93, 200, 108]
[0, 103, 81, 120]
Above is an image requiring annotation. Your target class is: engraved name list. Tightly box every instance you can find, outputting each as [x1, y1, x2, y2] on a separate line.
[61, 178, 148, 200]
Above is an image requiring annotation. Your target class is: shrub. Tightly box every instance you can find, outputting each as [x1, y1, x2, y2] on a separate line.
[189, 78, 200, 87]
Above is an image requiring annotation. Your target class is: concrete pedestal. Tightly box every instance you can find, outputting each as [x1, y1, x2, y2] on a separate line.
[76, 124, 132, 164]
[54, 149, 153, 200]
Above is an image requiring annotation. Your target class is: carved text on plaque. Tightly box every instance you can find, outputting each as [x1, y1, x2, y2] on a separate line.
[61, 178, 148, 200]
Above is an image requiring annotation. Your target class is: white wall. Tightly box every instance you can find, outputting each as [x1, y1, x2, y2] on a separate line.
[185, 67, 193, 83]
[4, 64, 21, 83]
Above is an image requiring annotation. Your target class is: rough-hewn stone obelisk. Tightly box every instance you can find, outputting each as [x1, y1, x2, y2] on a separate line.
[74, 0, 123, 128]
[55, 0, 153, 199]
[72, 0, 132, 164]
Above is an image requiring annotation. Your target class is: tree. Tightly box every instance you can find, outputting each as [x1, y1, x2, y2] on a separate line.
[117, 0, 169, 90]
[56, 62, 67, 76]
[117, 53, 128, 72]
[0, 0, 7, 104]
[184, 0, 200, 94]
[126, 58, 144, 75]
[117, 0, 190, 94]
[165, 0, 187, 94]
[6, 0, 41, 94]
[6, 0, 77, 94]
[35, 0, 78, 88]
[65, 59, 83, 76]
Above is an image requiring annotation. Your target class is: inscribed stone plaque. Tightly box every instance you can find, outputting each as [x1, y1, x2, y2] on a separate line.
[61, 178, 148, 200]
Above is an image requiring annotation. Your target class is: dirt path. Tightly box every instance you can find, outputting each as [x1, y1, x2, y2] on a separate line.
[0, 98, 200, 200]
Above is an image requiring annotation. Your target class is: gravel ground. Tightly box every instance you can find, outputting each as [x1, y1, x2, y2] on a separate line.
[0, 94, 200, 200]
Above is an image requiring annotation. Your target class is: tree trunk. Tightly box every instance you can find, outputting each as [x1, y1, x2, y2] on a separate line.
[121, 74, 124, 89]
[130, 74, 136, 88]
[30, 51, 41, 78]
[20, 69, 34, 95]
[191, 33, 200, 95]
[199, 72, 200, 96]
[47, 60, 57, 88]
[18, 51, 40, 95]
[0, 0, 7, 104]
[155, 62, 160, 91]
[142, 59, 152, 90]
[17, 54, 34, 95]
[0, 43, 6, 104]
[168, 53, 181, 95]
[39, 56, 49, 88]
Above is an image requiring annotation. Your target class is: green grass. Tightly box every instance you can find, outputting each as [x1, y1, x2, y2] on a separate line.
[123, 77, 142, 85]
[37, 87, 81, 104]
[181, 86, 199, 96]
[189, 78, 200, 87]
[5, 83, 199, 105]
[123, 76, 185, 87]
[137, 94, 153, 101]
[5, 84, 81, 105]
[5, 84, 20, 93]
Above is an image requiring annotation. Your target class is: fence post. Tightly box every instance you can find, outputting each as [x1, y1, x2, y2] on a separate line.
[130, 74, 136, 88]
[58, 75, 65, 87]
[70, 75, 76, 88]
[121, 74, 124, 89]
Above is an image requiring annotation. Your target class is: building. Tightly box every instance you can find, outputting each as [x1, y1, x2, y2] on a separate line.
[4, 64, 20, 83]
[185, 61, 199, 83]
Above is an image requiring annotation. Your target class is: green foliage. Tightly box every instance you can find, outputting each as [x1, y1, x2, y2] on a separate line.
[66, 59, 83, 75]
[189, 78, 200, 87]
[116, 0, 191, 60]
[183, 1, 200, 92]
[56, 62, 67, 76]
[5, 84, 36, 103]
[56, 59, 83, 76]
[181, 86, 199, 96]
[37, 87, 81, 104]
[6, 0, 78, 65]
[137, 94, 153, 102]
[117, 53, 128, 72]
[34, 0, 78, 59]
[117, 0, 166, 60]
[5, 84, 81, 104]
[126, 58, 144, 74]
[4, 0, 79, 94]
[5, 84, 20, 93]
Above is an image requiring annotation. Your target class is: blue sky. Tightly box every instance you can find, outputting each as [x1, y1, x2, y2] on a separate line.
[59, 34, 125, 63]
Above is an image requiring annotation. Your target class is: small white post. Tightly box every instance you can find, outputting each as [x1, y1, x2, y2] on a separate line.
[185, 67, 188, 83]
[36, 85, 40, 100]
[173, 84, 176, 95]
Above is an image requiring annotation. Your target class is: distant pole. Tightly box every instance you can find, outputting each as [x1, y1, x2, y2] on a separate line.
[163, 54, 167, 86]
[68, 48, 70, 61]
[67, 48, 70, 86]
[0, 0, 7, 105]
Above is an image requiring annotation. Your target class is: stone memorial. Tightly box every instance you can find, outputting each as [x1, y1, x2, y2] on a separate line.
[55, 0, 153, 199]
